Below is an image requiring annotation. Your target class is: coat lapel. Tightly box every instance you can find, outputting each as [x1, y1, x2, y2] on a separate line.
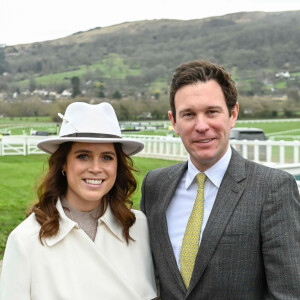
[154, 162, 188, 291]
[187, 149, 247, 295]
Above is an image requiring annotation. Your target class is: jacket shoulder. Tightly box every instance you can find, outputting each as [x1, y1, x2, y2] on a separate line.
[8, 213, 40, 241]
[146, 162, 187, 180]
[131, 209, 147, 221]
[245, 159, 296, 181]
[229, 148, 296, 184]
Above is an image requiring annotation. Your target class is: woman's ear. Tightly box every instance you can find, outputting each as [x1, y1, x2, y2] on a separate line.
[62, 163, 66, 176]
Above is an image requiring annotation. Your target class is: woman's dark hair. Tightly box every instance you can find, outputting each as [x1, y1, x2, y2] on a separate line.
[28, 142, 137, 244]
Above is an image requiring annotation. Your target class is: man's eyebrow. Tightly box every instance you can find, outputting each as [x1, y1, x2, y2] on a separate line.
[178, 105, 223, 114]
[207, 105, 223, 110]
[178, 108, 192, 114]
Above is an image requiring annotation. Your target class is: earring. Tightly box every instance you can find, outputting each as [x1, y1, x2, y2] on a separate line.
[62, 170, 66, 176]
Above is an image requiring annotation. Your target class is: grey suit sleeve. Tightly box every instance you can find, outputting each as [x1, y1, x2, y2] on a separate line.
[140, 171, 150, 214]
[139, 171, 162, 300]
[261, 172, 300, 299]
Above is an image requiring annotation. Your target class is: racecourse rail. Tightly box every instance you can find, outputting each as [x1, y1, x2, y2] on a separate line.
[1, 134, 300, 191]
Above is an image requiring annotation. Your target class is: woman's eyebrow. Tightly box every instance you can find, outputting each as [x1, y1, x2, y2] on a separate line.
[73, 149, 92, 154]
[73, 149, 116, 156]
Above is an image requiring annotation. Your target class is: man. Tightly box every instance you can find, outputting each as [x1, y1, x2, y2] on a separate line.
[140, 60, 300, 299]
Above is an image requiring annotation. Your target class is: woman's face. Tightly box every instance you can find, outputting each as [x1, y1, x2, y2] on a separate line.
[63, 142, 117, 211]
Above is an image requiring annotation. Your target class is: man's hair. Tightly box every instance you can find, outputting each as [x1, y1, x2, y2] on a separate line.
[169, 60, 238, 121]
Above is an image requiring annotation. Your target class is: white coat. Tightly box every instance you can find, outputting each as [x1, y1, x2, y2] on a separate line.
[0, 200, 157, 300]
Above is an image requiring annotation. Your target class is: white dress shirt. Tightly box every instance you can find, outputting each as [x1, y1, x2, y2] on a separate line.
[166, 147, 232, 269]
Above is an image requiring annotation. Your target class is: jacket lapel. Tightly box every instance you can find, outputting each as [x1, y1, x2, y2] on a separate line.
[187, 149, 246, 295]
[154, 162, 188, 291]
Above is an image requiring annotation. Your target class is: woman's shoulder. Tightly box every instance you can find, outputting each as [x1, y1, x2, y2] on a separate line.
[129, 209, 149, 236]
[8, 213, 40, 241]
[131, 209, 146, 221]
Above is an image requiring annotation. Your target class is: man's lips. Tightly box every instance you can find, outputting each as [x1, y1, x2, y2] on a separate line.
[193, 138, 215, 143]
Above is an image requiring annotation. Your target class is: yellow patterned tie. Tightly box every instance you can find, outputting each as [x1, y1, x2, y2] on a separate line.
[180, 173, 206, 289]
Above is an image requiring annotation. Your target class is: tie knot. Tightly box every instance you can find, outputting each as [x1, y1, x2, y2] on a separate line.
[196, 173, 206, 188]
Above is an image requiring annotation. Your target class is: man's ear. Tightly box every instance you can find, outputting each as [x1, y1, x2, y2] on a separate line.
[230, 102, 239, 129]
[168, 111, 177, 133]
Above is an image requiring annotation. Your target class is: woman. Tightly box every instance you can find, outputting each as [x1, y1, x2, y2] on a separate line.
[0, 102, 157, 300]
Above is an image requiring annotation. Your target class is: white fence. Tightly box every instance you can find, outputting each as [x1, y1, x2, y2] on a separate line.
[1, 134, 300, 164]
[123, 135, 300, 165]
[0, 136, 44, 156]
[1, 135, 300, 190]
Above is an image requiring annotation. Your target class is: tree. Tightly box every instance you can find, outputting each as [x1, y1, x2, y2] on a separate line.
[152, 88, 161, 100]
[287, 88, 300, 102]
[93, 81, 106, 98]
[250, 79, 264, 95]
[29, 77, 36, 92]
[71, 76, 81, 98]
[112, 90, 122, 99]
[119, 104, 130, 120]
[0, 48, 5, 75]
[283, 108, 294, 118]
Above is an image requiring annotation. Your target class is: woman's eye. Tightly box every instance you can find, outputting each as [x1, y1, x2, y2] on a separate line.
[103, 155, 113, 161]
[77, 154, 89, 160]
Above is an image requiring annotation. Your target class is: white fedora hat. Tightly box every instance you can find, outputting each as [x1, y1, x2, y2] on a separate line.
[37, 102, 144, 156]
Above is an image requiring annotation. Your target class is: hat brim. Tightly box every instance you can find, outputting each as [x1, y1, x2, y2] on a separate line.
[37, 137, 144, 156]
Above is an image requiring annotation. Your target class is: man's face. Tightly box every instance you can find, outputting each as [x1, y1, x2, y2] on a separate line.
[168, 80, 238, 172]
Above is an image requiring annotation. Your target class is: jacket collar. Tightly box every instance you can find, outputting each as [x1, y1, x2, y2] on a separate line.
[44, 199, 125, 246]
[99, 204, 125, 242]
[44, 199, 77, 246]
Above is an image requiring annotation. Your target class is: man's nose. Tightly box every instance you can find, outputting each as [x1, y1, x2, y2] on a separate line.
[195, 116, 209, 132]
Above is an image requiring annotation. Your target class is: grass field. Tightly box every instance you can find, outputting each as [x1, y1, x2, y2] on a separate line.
[0, 116, 52, 124]
[0, 116, 55, 135]
[235, 121, 300, 140]
[2, 119, 300, 139]
[0, 155, 179, 259]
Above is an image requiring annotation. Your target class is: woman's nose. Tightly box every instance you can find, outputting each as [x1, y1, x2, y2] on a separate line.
[88, 160, 103, 173]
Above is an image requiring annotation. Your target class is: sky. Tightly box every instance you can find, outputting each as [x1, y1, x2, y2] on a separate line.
[1, 0, 299, 46]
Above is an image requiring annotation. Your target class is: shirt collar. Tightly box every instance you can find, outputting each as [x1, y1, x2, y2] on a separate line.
[186, 146, 232, 189]
[44, 199, 125, 246]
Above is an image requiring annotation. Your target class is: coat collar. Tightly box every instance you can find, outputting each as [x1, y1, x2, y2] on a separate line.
[44, 199, 77, 246]
[99, 204, 125, 242]
[44, 199, 125, 246]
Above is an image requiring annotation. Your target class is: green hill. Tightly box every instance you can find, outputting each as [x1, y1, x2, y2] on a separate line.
[1, 10, 300, 103]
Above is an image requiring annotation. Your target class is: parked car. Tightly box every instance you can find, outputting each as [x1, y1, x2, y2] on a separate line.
[230, 127, 267, 161]
[34, 131, 50, 136]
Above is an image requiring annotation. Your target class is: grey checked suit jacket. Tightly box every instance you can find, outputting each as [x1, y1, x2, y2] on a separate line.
[140, 148, 300, 300]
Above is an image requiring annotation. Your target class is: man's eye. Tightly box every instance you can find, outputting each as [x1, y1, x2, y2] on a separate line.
[208, 110, 218, 115]
[183, 112, 193, 117]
